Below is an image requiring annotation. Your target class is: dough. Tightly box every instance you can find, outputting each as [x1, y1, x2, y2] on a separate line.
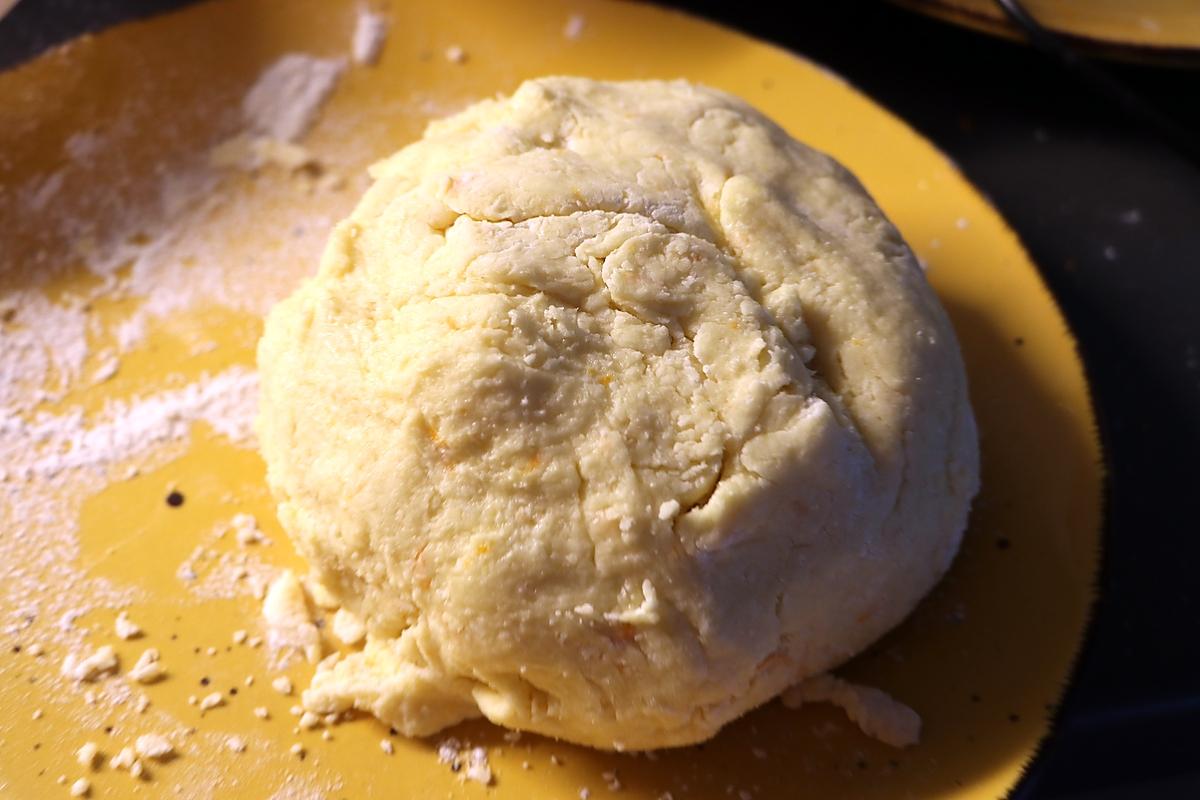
[256, 77, 979, 750]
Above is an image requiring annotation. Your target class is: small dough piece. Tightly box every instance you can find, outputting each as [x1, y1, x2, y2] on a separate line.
[262, 570, 322, 663]
[781, 673, 921, 748]
[258, 77, 979, 750]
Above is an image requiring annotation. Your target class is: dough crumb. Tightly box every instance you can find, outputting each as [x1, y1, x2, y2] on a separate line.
[134, 734, 174, 760]
[76, 742, 99, 769]
[657, 499, 680, 520]
[114, 611, 141, 640]
[109, 747, 136, 770]
[254, 706, 270, 719]
[444, 45, 466, 64]
[69, 778, 90, 797]
[263, 570, 323, 663]
[61, 645, 118, 682]
[781, 674, 921, 748]
[127, 648, 164, 684]
[199, 691, 224, 711]
[226, 735, 248, 753]
[379, 738, 394, 755]
[352, 9, 388, 65]
[272, 676, 294, 695]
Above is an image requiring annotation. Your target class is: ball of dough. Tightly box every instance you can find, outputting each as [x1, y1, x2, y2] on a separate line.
[257, 77, 979, 750]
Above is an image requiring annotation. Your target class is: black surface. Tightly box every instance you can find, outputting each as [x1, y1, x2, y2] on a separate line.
[3, 1, 1200, 797]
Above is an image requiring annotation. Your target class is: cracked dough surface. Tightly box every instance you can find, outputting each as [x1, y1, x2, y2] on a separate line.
[256, 77, 979, 750]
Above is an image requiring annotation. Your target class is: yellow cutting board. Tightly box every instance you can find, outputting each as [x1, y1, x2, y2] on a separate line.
[0, 1, 1101, 798]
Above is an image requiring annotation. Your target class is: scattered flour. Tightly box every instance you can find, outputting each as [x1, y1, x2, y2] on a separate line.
[243, 54, 347, 142]
[352, 9, 388, 65]
[563, 13, 586, 40]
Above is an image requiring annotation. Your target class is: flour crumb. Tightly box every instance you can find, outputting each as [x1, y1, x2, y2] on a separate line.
[134, 734, 174, 760]
[602, 770, 622, 791]
[263, 570, 322, 664]
[69, 778, 90, 797]
[92, 355, 120, 384]
[272, 675, 294, 695]
[114, 611, 142, 640]
[781, 674, 921, 748]
[76, 742, 100, 769]
[231, 513, 267, 545]
[199, 691, 224, 711]
[352, 9, 388, 65]
[242, 54, 347, 142]
[465, 746, 493, 785]
[232, 629, 248, 644]
[255, 705, 271, 719]
[127, 648, 164, 683]
[109, 747, 135, 770]
[62, 645, 118, 682]
[436, 737, 461, 766]
[444, 45, 466, 64]
[563, 13, 586, 40]
[226, 735, 248, 753]
[379, 738, 394, 755]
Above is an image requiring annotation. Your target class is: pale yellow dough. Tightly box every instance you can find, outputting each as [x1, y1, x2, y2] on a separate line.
[256, 77, 979, 750]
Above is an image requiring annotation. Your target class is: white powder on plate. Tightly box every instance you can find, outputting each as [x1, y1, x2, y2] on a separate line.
[243, 54, 347, 142]
[352, 9, 388, 65]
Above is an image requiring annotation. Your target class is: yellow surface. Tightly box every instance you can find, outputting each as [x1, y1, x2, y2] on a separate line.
[893, 0, 1200, 62]
[0, 1, 1101, 798]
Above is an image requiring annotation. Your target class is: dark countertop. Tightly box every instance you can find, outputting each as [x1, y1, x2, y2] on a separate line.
[3, 2, 1199, 797]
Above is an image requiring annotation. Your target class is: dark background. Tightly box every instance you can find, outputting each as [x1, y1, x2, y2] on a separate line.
[3, 2, 1199, 797]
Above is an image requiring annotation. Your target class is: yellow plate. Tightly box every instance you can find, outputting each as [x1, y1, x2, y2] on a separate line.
[0, 1, 1101, 798]
[891, 0, 1200, 65]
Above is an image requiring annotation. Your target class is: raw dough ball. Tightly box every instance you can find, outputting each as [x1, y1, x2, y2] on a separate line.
[256, 77, 979, 750]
